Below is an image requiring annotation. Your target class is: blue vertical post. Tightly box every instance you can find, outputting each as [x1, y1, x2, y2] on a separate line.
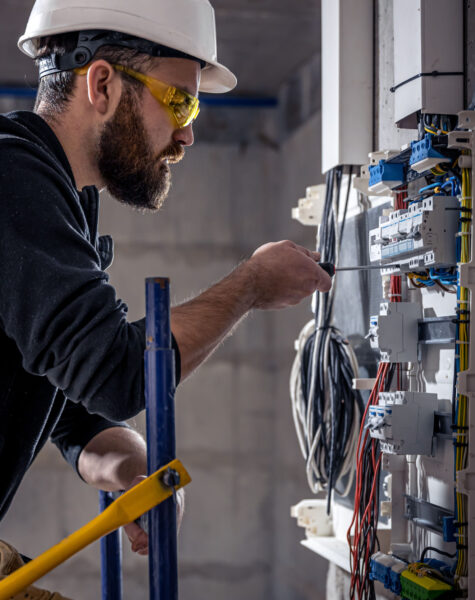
[145, 277, 178, 600]
[99, 491, 123, 600]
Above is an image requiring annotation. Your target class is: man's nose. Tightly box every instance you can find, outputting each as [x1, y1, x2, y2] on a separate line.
[172, 124, 194, 147]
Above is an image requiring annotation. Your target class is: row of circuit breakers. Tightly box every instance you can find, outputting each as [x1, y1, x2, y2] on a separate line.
[365, 135, 463, 458]
[366, 197, 455, 457]
[359, 128, 470, 599]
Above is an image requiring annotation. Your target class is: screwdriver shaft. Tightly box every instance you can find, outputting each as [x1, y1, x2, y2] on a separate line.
[335, 264, 400, 271]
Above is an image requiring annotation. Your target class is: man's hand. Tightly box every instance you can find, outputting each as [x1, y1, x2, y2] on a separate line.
[123, 476, 186, 556]
[245, 240, 332, 309]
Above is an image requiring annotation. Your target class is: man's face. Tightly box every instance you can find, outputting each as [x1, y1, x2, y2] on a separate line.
[97, 58, 200, 211]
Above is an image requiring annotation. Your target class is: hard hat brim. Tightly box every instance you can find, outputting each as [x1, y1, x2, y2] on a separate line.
[200, 61, 237, 94]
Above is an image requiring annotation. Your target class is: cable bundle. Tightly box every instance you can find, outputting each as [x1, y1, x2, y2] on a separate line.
[453, 161, 472, 579]
[347, 362, 395, 600]
[290, 166, 363, 508]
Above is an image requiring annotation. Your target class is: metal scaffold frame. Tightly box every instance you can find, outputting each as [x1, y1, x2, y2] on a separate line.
[100, 276, 179, 600]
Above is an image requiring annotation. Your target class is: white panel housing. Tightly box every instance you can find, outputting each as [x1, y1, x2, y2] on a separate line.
[393, 0, 463, 128]
[321, 0, 373, 172]
[368, 391, 437, 455]
[368, 302, 422, 363]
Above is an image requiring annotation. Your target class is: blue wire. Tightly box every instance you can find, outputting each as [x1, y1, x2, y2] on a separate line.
[418, 181, 443, 194]
[453, 201, 464, 572]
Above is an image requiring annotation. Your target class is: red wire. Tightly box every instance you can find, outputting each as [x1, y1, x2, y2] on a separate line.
[348, 363, 389, 597]
[350, 189, 408, 597]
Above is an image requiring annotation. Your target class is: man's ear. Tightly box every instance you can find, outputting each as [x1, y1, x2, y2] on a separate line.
[85, 60, 123, 118]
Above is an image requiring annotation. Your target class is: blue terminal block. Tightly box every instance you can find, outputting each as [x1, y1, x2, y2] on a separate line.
[368, 160, 405, 193]
[442, 515, 456, 543]
[369, 552, 406, 594]
[389, 568, 402, 595]
[409, 133, 450, 167]
[369, 554, 391, 588]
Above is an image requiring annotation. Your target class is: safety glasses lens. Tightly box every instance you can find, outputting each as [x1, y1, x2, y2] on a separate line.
[169, 90, 200, 128]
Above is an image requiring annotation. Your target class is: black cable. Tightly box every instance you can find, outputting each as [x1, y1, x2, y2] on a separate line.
[297, 166, 363, 510]
[338, 165, 353, 251]
[420, 546, 457, 562]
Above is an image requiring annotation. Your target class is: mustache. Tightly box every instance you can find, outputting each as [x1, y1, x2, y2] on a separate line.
[158, 142, 185, 164]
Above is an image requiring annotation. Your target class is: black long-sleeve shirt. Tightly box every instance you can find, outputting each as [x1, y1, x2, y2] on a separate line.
[0, 111, 179, 520]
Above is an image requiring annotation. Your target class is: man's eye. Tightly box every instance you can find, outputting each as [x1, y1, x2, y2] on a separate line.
[171, 91, 186, 104]
[173, 104, 188, 119]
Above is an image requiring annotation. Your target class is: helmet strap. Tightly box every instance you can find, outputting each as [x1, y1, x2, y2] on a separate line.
[38, 29, 206, 79]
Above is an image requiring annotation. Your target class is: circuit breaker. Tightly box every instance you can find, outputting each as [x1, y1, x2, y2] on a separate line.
[369, 195, 459, 271]
[368, 391, 437, 455]
[368, 302, 422, 362]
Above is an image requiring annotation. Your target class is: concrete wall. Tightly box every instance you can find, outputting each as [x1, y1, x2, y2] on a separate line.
[0, 105, 328, 599]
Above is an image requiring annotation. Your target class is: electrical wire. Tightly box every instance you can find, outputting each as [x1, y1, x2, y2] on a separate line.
[453, 156, 471, 579]
[290, 166, 364, 509]
[420, 546, 457, 563]
[347, 362, 395, 600]
[347, 186, 406, 599]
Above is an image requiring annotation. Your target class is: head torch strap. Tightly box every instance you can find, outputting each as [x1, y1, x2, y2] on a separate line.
[38, 29, 206, 79]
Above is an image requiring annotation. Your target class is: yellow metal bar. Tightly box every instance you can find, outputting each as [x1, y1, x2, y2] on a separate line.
[0, 459, 190, 600]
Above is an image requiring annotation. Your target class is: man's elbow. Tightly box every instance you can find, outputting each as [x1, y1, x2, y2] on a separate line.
[82, 396, 143, 422]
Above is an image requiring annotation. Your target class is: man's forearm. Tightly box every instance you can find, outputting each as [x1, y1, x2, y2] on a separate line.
[77, 427, 147, 491]
[171, 241, 333, 381]
[171, 261, 255, 380]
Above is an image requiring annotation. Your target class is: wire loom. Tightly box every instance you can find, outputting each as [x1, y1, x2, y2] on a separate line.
[453, 158, 472, 580]
[290, 166, 364, 510]
[347, 190, 406, 600]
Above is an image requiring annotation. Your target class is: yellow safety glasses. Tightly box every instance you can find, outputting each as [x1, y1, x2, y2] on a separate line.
[75, 64, 200, 129]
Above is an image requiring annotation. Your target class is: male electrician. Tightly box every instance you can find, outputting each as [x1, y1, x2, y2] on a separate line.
[0, 0, 331, 596]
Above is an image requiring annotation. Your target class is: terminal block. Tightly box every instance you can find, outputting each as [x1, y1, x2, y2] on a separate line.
[369, 195, 459, 271]
[368, 160, 405, 193]
[368, 391, 437, 455]
[368, 302, 421, 363]
[409, 135, 451, 174]
[369, 552, 407, 595]
[400, 568, 452, 599]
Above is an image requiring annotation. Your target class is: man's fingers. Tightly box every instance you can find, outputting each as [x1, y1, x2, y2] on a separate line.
[292, 244, 321, 262]
[124, 520, 148, 554]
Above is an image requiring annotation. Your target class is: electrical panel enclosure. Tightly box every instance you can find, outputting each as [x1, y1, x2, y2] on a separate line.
[393, 0, 463, 128]
[321, 0, 373, 172]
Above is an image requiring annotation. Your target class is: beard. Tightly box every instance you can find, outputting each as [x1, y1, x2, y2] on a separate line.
[97, 86, 185, 211]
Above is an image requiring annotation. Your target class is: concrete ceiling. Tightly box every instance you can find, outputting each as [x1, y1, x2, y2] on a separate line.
[0, 0, 320, 96]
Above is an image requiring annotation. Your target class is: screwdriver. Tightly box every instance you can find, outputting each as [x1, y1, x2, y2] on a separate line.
[318, 262, 401, 277]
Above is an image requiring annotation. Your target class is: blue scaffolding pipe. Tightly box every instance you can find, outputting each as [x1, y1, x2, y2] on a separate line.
[100, 277, 177, 599]
[199, 95, 278, 108]
[0, 86, 278, 107]
[145, 277, 178, 600]
[99, 491, 123, 600]
[0, 87, 37, 98]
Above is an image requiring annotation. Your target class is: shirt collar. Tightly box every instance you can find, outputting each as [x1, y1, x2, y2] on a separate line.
[6, 111, 78, 189]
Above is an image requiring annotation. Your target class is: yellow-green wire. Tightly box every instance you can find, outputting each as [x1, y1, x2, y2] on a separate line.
[456, 161, 471, 578]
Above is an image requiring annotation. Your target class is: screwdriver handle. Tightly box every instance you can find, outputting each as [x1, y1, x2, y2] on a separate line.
[318, 262, 335, 278]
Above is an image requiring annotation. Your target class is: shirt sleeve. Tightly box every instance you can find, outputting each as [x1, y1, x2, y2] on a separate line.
[0, 140, 179, 421]
[50, 393, 131, 476]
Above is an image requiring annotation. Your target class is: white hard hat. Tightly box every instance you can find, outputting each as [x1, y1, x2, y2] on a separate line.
[18, 0, 237, 93]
